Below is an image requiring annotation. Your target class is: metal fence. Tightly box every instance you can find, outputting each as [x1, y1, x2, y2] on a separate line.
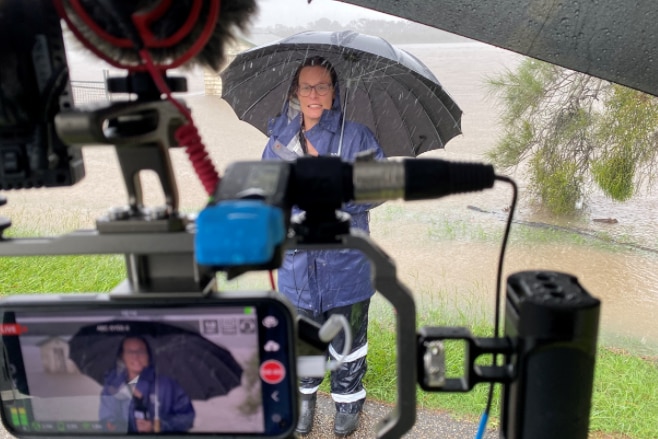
[70, 69, 133, 105]
[69, 68, 207, 104]
[70, 79, 110, 105]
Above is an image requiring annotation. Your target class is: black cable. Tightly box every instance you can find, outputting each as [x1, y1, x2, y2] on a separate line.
[477, 174, 518, 437]
[299, 127, 308, 155]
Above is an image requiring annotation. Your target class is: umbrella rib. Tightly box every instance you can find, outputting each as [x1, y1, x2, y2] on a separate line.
[384, 82, 435, 156]
[354, 55, 462, 129]
[359, 80, 411, 155]
[340, 55, 462, 156]
[69, 320, 244, 401]
[361, 75, 445, 156]
[240, 75, 291, 120]
[395, 76, 463, 153]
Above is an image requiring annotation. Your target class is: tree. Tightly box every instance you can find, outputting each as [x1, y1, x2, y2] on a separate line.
[486, 59, 658, 215]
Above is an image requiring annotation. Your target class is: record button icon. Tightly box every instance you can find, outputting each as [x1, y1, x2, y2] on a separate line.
[260, 359, 286, 384]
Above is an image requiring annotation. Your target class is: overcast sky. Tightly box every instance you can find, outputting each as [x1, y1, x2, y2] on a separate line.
[254, 0, 402, 27]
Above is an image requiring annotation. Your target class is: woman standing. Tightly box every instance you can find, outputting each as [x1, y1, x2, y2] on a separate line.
[262, 56, 385, 436]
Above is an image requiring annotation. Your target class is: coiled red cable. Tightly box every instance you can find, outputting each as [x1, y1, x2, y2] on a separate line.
[175, 124, 219, 196]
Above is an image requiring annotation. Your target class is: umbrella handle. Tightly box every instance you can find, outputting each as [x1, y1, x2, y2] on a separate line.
[153, 376, 161, 432]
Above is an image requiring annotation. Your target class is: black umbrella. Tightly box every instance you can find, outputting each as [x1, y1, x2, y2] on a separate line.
[220, 30, 462, 157]
[68, 320, 243, 401]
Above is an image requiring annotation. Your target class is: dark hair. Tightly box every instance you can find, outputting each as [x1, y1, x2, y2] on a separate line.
[289, 56, 338, 99]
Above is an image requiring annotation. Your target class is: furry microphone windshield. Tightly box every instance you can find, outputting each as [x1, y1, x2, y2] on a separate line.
[54, 0, 258, 71]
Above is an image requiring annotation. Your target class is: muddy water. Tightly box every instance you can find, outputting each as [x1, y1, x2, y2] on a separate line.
[370, 200, 658, 350]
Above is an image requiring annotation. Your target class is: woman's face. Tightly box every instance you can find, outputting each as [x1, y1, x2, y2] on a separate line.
[296, 65, 334, 128]
[122, 338, 149, 379]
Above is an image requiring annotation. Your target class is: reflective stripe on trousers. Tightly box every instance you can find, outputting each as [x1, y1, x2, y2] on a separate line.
[298, 299, 370, 405]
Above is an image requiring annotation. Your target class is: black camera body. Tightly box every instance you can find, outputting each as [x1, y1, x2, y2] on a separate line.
[0, 0, 84, 190]
[416, 270, 600, 439]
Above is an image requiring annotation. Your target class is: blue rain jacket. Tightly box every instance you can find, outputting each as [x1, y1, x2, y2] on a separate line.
[99, 365, 195, 433]
[262, 86, 385, 313]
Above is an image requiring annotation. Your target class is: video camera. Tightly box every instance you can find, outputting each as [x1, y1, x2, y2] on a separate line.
[0, 1, 601, 438]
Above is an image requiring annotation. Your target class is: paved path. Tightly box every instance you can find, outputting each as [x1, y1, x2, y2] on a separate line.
[299, 393, 497, 438]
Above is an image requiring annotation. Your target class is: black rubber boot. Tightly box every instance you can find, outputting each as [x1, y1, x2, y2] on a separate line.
[333, 401, 363, 436]
[296, 393, 316, 435]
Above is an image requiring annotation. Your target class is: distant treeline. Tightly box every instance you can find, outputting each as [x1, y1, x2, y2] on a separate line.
[257, 18, 473, 44]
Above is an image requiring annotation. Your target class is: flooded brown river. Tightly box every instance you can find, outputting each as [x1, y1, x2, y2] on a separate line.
[369, 197, 658, 353]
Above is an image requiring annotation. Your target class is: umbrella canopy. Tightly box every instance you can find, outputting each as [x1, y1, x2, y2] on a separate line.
[220, 30, 462, 157]
[68, 320, 243, 401]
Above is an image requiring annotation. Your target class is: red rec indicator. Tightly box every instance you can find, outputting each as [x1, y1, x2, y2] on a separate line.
[0, 324, 28, 335]
[259, 360, 286, 384]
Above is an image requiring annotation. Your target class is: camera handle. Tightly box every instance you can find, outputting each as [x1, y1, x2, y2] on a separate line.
[417, 270, 600, 439]
[48, 74, 215, 294]
[54, 74, 187, 228]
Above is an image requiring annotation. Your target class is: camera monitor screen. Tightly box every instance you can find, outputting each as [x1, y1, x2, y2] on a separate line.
[0, 297, 296, 437]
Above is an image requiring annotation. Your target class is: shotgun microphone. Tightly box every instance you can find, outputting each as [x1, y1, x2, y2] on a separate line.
[54, 0, 258, 72]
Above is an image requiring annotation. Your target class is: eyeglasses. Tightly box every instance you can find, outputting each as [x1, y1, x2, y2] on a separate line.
[297, 83, 333, 97]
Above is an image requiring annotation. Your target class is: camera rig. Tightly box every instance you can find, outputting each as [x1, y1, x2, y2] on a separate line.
[0, 84, 602, 438]
[0, 1, 601, 438]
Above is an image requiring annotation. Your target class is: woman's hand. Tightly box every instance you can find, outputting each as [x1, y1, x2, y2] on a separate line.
[136, 419, 154, 432]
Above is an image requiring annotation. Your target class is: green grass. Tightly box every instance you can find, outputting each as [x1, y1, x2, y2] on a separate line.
[364, 300, 502, 421]
[0, 255, 125, 294]
[371, 203, 408, 222]
[216, 272, 272, 291]
[422, 214, 630, 251]
[590, 348, 658, 438]
[426, 217, 491, 242]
